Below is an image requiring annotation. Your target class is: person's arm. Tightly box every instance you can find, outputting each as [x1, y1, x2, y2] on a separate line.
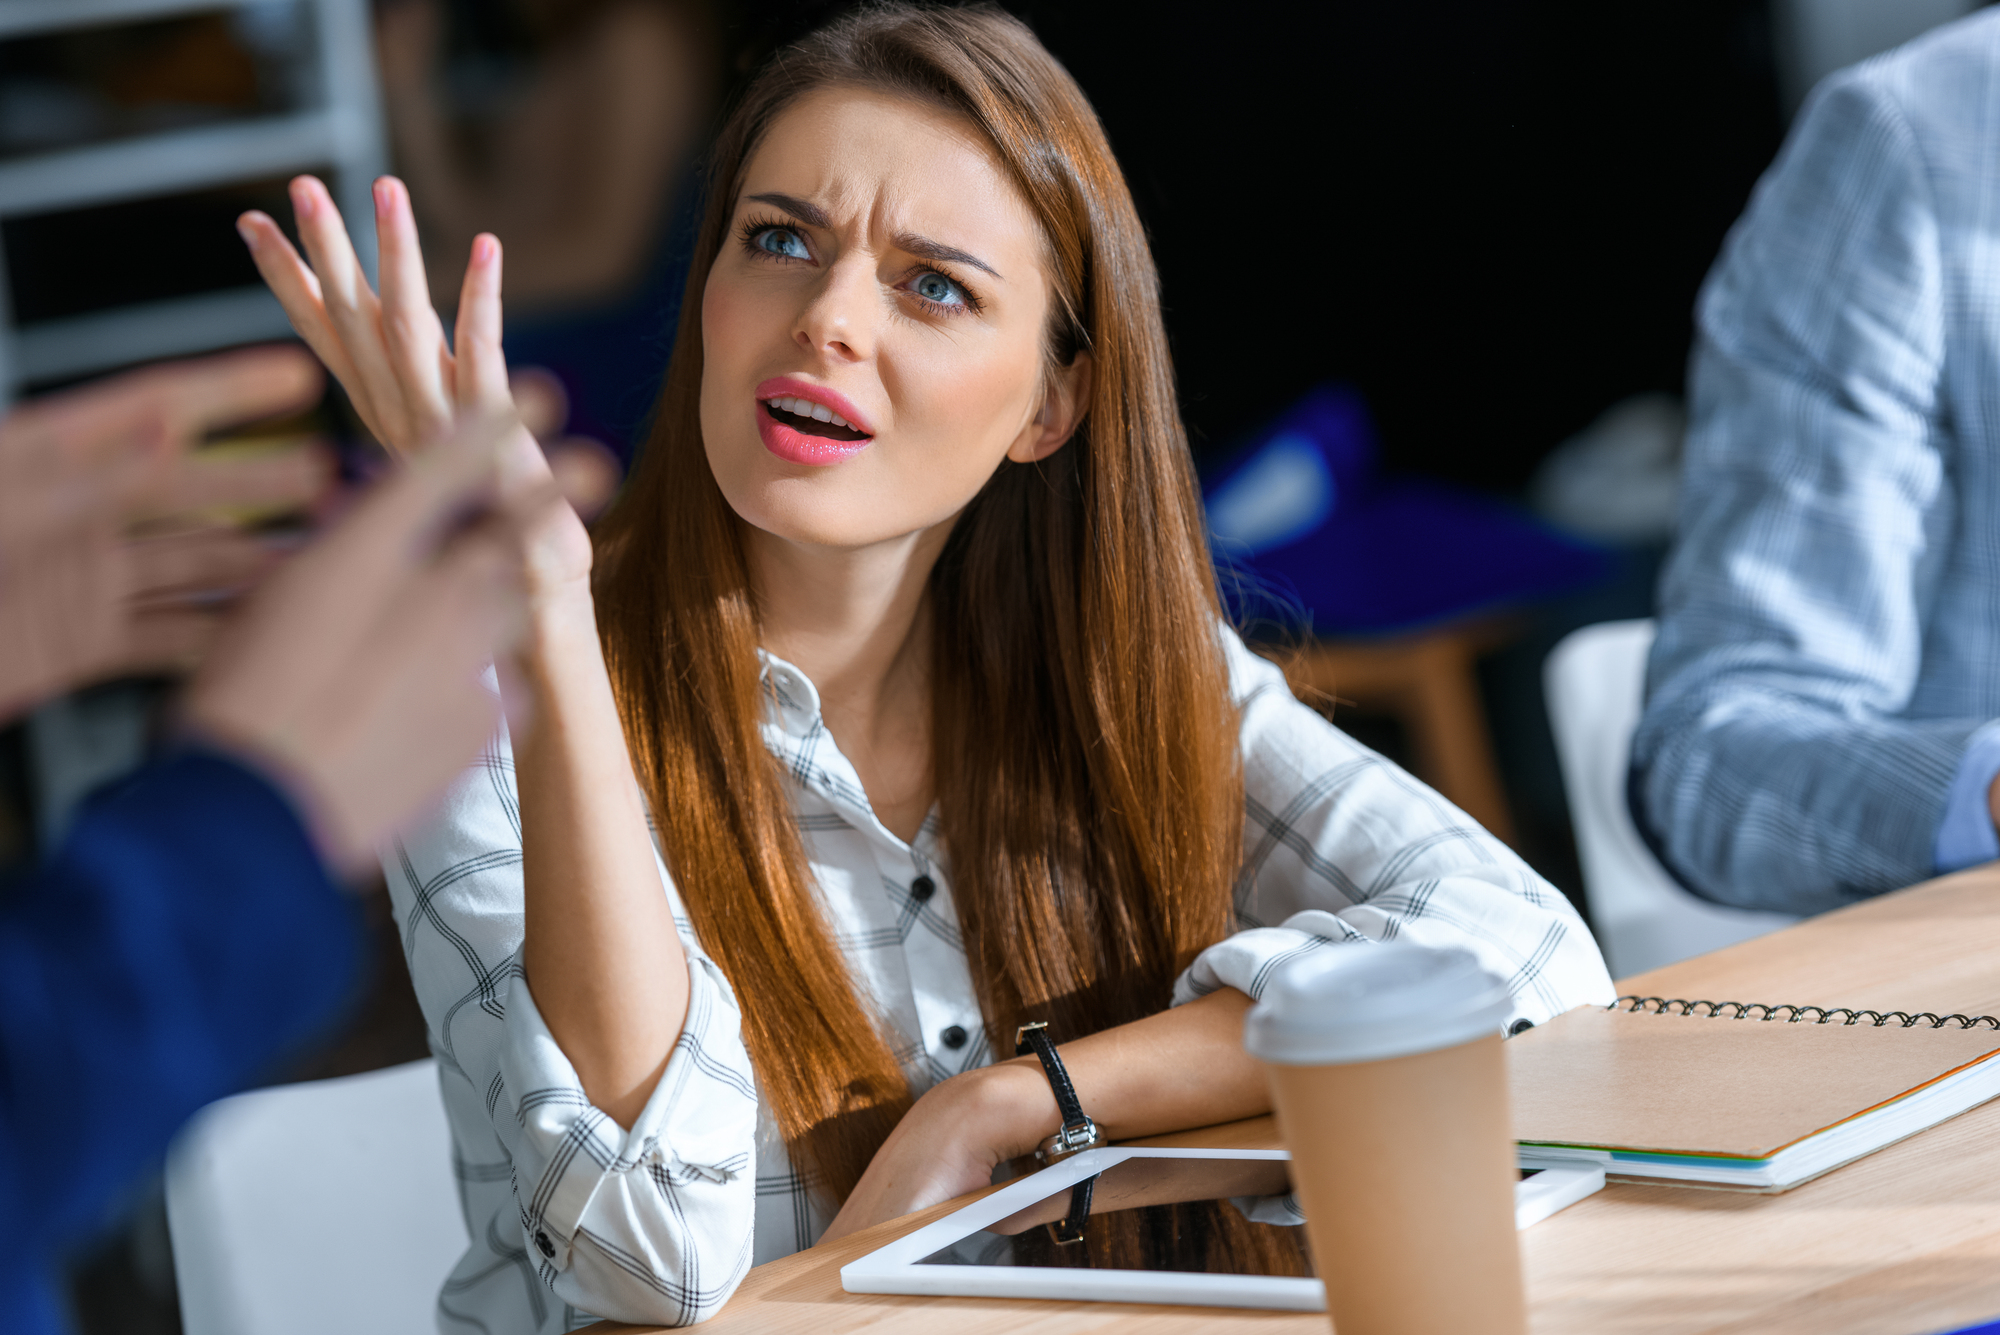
[822, 988, 1265, 1243]
[823, 629, 1613, 1239]
[2, 409, 543, 1279]
[0, 753, 358, 1251]
[238, 175, 690, 1115]
[246, 179, 761, 1324]
[1176, 631, 1612, 1024]
[1633, 65, 1971, 912]
[515, 592, 687, 1128]
[386, 721, 760, 1326]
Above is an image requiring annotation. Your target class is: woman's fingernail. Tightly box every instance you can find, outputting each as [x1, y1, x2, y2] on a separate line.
[474, 234, 497, 265]
[290, 178, 315, 218]
[374, 178, 392, 216]
[236, 213, 259, 244]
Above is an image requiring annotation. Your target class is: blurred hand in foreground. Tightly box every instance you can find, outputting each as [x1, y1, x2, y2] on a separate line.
[0, 346, 329, 721]
[181, 411, 552, 871]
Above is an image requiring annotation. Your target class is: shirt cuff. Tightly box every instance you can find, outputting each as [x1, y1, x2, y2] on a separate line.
[1934, 721, 2000, 874]
[1170, 910, 1369, 1006]
[501, 946, 756, 1272]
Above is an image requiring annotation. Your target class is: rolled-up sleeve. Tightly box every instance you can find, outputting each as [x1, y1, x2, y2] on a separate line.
[384, 727, 758, 1328]
[1175, 634, 1614, 1027]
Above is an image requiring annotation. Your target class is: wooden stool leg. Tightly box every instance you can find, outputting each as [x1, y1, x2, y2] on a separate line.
[1402, 637, 1517, 845]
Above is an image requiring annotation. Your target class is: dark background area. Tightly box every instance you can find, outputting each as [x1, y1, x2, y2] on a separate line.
[1013, 0, 1786, 483]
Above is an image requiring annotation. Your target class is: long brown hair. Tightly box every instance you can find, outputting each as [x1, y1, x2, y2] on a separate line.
[594, 2, 1243, 1206]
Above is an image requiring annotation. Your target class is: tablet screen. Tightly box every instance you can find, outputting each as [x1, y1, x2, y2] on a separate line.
[911, 1158, 1570, 1277]
[914, 1152, 1315, 1277]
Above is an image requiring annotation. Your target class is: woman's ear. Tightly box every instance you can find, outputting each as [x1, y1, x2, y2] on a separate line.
[1006, 352, 1095, 464]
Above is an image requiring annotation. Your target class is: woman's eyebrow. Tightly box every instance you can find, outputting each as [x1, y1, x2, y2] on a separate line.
[745, 191, 1002, 280]
[893, 232, 1002, 280]
[746, 191, 832, 228]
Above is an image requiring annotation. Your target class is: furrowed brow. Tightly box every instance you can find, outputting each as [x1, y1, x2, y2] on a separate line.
[895, 232, 1002, 280]
[746, 192, 833, 229]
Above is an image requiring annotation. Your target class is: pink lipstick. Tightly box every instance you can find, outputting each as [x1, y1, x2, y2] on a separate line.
[754, 376, 876, 466]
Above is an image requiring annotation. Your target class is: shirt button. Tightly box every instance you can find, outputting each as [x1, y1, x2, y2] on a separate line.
[910, 875, 936, 902]
[941, 1024, 968, 1050]
[534, 1229, 555, 1258]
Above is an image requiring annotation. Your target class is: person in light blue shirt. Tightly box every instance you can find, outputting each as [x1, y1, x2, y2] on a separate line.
[1634, 9, 2000, 915]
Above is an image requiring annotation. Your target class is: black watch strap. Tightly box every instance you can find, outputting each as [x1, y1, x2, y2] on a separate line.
[1015, 1021, 1100, 1245]
[1015, 1022, 1090, 1132]
[1049, 1174, 1095, 1245]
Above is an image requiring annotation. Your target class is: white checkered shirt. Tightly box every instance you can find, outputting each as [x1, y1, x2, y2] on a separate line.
[384, 627, 1611, 1332]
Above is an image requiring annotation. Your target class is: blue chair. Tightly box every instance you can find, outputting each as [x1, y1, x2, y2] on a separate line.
[1205, 384, 1609, 636]
[1205, 385, 1610, 839]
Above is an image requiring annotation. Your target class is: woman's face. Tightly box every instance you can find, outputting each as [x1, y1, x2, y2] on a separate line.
[700, 87, 1082, 552]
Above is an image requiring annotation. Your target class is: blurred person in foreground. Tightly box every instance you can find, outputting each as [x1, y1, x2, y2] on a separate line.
[1635, 10, 2000, 913]
[0, 343, 561, 1334]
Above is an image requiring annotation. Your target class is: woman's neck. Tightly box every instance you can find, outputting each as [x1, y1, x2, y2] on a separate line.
[747, 522, 951, 842]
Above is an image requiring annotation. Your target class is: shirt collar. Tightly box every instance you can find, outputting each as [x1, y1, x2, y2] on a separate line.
[755, 649, 823, 738]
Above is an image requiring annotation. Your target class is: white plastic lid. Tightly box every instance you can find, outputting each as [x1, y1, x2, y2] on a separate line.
[1243, 943, 1513, 1066]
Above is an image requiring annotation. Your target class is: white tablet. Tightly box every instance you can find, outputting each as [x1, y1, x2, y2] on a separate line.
[840, 1147, 1603, 1310]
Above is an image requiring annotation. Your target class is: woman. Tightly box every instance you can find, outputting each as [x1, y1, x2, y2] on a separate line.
[238, 6, 1613, 1330]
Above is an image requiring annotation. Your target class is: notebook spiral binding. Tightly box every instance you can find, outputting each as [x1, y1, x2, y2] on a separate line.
[1614, 994, 2000, 1030]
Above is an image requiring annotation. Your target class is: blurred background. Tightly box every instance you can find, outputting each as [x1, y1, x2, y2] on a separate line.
[0, 0, 1982, 1329]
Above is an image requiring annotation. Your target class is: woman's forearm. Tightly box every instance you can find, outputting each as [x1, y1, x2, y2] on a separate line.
[1002, 988, 1268, 1151]
[516, 592, 688, 1128]
[821, 989, 1269, 1241]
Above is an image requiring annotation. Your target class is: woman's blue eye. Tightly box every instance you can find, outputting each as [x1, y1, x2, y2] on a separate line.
[912, 271, 967, 307]
[755, 227, 811, 260]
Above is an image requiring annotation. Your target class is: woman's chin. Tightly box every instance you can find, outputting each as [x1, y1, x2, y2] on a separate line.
[725, 483, 928, 553]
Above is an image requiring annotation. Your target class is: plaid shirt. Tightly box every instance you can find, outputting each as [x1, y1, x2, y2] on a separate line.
[384, 628, 1610, 1332]
[1635, 10, 2000, 912]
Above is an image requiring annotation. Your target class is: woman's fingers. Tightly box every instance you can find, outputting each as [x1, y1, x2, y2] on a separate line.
[287, 176, 422, 450]
[452, 235, 553, 494]
[372, 176, 455, 438]
[453, 234, 514, 416]
[236, 214, 368, 399]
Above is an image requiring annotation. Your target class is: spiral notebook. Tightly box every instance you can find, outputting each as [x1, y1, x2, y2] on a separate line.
[1508, 996, 2000, 1191]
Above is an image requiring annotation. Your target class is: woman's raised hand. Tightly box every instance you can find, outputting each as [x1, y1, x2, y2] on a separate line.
[237, 175, 593, 601]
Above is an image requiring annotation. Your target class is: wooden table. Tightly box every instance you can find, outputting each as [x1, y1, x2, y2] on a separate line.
[595, 865, 2000, 1335]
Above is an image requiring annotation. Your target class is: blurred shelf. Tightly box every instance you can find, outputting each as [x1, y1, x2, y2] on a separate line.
[0, 0, 383, 404]
[0, 112, 347, 218]
[0, 0, 270, 42]
[16, 285, 290, 382]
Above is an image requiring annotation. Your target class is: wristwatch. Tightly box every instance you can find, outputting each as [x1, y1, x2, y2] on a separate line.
[1015, 1021, 1105, 1243]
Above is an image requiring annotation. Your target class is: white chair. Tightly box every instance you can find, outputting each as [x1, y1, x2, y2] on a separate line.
[1544, 619, 1797, 980]
[165, 1058, 467, 1335]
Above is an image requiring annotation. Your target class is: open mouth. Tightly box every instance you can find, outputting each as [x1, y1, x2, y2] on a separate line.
[761, 396, 871, 443]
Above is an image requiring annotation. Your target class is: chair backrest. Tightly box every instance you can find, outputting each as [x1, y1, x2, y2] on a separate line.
[165, 1059, 466, 1335]
[1544, 619, 1797, 980]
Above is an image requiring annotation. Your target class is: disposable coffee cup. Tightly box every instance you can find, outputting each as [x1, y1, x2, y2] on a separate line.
[1244, 944, 1525, 1335]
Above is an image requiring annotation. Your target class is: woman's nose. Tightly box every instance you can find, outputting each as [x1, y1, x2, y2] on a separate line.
[794, 256, 878, 361]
